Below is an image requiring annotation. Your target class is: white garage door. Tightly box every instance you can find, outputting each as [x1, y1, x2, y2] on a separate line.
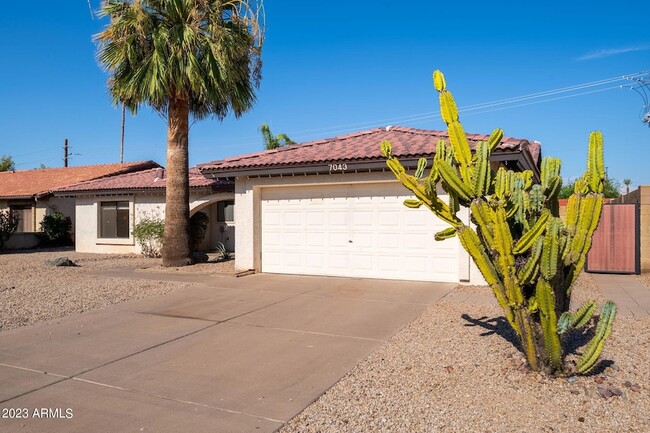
[260, 182, 459, 282]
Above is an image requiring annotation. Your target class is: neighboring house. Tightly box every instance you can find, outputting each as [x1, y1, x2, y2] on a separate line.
[198, 126, 541, 283]
[0, 161, 160, 249]
[54, 167, 234, 255]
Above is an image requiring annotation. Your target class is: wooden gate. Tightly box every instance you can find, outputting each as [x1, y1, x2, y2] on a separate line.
[586, 203, 640, 274]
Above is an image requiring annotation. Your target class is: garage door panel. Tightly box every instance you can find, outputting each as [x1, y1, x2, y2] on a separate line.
[328, 253, 349, 270]
[328, 211, 348, 227]
[284, 232, 302, 246]
[306, 232, 324, 247]
[352, 211, 374, 226]
[377, 255, 401, 272]
[305, 212, 324, 226]
[305, 253, 325, 268]
[352, 232, 373, 248]
[351, 254, 374, 272]
[261, 183, 459, 282]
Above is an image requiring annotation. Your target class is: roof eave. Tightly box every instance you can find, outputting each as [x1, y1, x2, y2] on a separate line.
[53, 185, 232, 198]
[201, 149, 540, 180]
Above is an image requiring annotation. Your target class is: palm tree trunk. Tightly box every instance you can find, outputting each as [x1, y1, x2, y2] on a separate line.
[162, 97, 192, 266]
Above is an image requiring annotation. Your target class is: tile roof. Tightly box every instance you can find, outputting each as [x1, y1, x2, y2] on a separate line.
[56, 167, 231, 194]
[0, 161, 161, 199]
[198, 126, 540, 173]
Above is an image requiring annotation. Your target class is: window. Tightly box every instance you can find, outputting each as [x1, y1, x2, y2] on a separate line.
[217, 200, 234, 222]
[10, 205, 32, 233]
[100, 201, 130, 238]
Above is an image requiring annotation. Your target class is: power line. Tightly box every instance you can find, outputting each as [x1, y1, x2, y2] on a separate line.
[191, 71, 647, 152]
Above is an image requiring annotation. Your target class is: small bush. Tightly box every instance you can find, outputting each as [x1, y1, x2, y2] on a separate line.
[0, 210, 20, 249]
[40, 212, 73, 246]
[133, 218, 164, 258]
[190, 211, 209, 251]
[215, 242, 233, 261]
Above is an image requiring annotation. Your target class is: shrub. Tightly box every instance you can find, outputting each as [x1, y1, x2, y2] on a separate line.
[189, 211, 209, 251]
[133, 218, 164, 258]
[381, 70, 616, 376]
[215, 242, 233, 260]
[0, 210, 20, 249]
[40, 212, 73, 245]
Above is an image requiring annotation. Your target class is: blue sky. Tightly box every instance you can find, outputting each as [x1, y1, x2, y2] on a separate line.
[1, 1, 649, 189]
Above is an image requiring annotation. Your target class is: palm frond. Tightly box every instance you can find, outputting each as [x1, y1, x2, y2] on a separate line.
[95, 0, 264, 117]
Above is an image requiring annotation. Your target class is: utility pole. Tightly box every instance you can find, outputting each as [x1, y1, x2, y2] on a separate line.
[120, 104, 125, 163]
[63, 138, 68, 167]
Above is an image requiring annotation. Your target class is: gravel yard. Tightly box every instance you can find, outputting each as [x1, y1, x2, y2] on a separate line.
[0, 248, 231, 332]
[281, 276, 650, 433]
[1, 249, 648, 432]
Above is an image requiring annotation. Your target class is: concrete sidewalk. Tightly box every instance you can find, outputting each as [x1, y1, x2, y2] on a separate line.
[0, 273, 454, 433]
[589, 273, 650, 316]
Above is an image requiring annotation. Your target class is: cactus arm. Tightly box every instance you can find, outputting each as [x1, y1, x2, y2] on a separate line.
[493, 208, 526, 310]
[540, 218, 561, 280]
[587, 131, 605, 193]
[557, 300, 595, 334]
[435, 227, 457, 241]
[383, 142, 463, 228]
[457, 226, 518, 332]
[433, 70, 446, 92]
[434, 70, 473, 181]
[473, 141, 491, 197]
[488, 128, 504, 153]
[571, 300, 597, 329]
[517, 237, 543, 285]
[563, 194, 581, 237]
[469, 200, 495, 245]
[514, 309, 540, 372]
[415, 157, 428, 179]
[403, 199, 422, 208]
[541, 157, 561, 189]
[529, 184, 544, 214]
[577, 301, 617, 374]
[513, 209, 550, 254]
[536, 279, 563, 371]
[566, 194, 603, 265]
[436, 159, 473, 202]
[557, 312, 572, 334]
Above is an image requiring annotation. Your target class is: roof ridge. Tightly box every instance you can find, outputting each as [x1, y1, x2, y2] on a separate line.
[0, 160, 158, 174]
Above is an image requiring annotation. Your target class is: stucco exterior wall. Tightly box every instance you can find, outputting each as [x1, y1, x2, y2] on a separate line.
[1, 197, 76, 248]
[234, 172, 486, 284]
[74, 192, 234, 255]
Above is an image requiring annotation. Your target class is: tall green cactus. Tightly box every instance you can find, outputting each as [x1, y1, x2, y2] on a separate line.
[381, 70, 616, 375]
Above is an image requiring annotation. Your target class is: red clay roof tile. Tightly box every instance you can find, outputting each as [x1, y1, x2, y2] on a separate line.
[197, 126, 537, 173]
[0, 161, 161, 199]
[56, 167, 230, 193]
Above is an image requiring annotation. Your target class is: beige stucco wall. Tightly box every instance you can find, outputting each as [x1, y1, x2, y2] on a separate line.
[1, 197, 76, 248]
[74, 192, 234, 255]
[234, 172, 486, 284]
[190, 193, 235, 251]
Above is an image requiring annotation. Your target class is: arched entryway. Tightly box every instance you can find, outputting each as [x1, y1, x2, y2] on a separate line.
[190, 193, 235, 252]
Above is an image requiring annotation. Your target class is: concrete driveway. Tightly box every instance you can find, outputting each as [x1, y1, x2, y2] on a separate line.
[0, 272, 454, 432]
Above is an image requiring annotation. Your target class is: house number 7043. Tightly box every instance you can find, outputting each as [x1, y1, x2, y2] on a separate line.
[329, 163, 348, 172]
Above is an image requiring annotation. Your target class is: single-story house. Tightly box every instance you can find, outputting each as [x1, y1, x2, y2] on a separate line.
[54, 167, 234, 255]
[0, 161, 160, 249]
[198, 126, 541, 284]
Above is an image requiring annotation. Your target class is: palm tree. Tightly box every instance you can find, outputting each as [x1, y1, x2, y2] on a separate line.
[259, 123, 295, 149]
[96, 0, 264, 266]
[623, 178, 632, 195]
